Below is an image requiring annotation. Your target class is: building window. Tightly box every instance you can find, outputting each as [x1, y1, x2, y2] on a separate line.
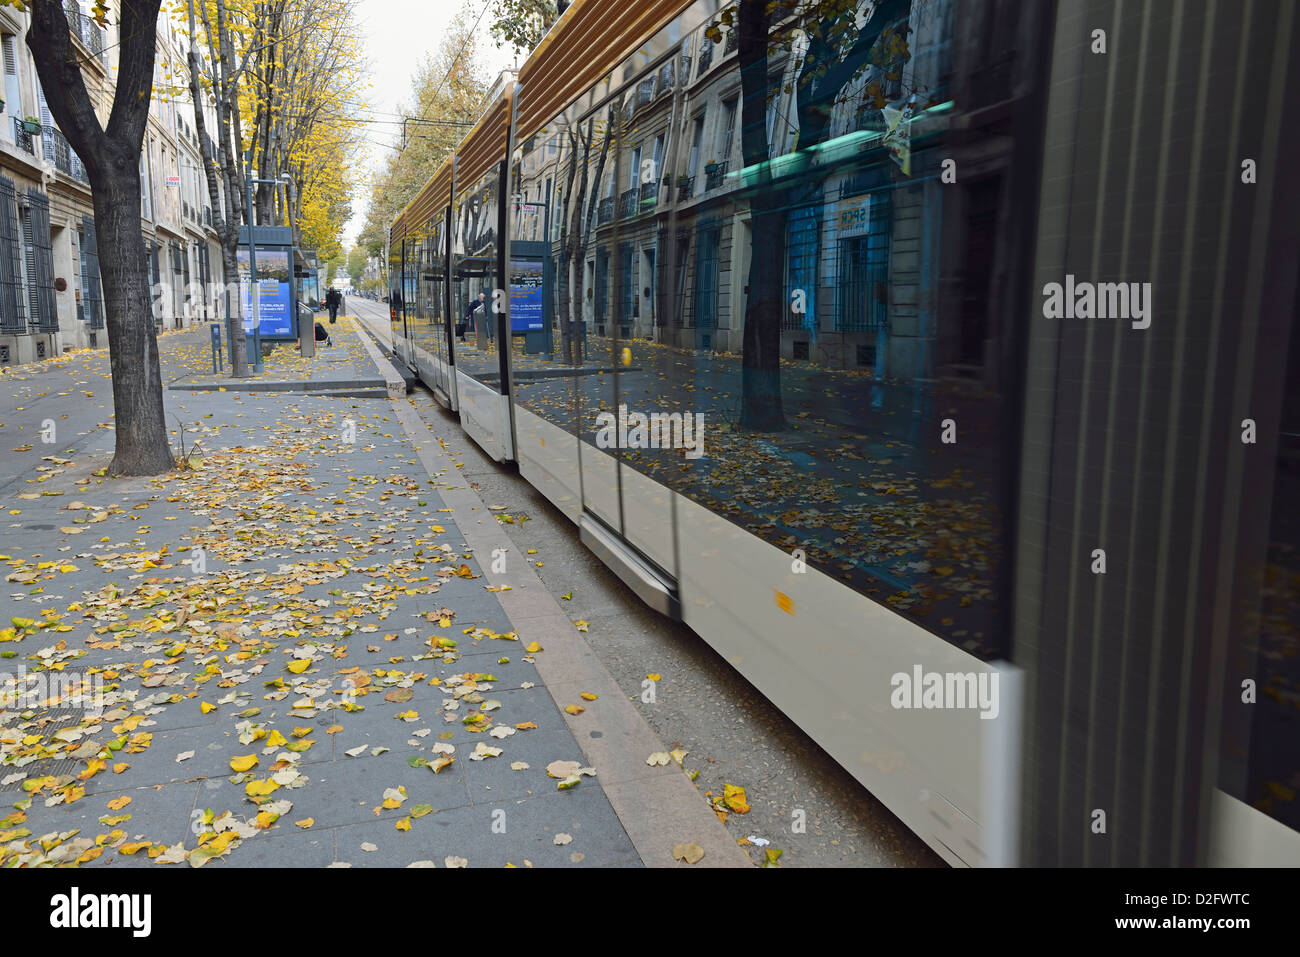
[21, 190, 57, 333]
[836, 191, 890, 332]
[785, 202, 821, 331]
[693, 227, 719, 330]
[720, 99, 738, 164]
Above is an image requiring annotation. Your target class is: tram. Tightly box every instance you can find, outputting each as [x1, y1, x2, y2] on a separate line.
[388, 0, 1300, 866]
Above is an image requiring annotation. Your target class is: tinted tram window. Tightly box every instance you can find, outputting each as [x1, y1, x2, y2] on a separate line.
[510, 94, 654, 443]
[387, 237, 403, 326]
[452, 168, 502, 384]
[518, 0, 1046, 661]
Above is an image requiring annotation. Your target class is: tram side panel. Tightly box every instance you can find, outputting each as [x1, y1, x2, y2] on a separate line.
[499, 0, 1049, 866]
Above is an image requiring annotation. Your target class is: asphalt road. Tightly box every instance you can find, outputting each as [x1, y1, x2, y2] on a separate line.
[350, 296, 943, 867]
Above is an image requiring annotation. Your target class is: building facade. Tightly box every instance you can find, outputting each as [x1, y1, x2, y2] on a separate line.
[0, 1, 224, 367]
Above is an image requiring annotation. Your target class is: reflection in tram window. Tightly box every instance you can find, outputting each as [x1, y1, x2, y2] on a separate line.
[506, 0, 1034, 660]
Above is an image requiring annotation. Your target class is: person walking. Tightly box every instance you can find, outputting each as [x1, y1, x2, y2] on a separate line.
[326, 286, 342, 324]
[459, 291, 486, 342]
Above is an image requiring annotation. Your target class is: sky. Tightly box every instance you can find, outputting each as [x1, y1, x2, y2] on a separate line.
[341, 0, 519, 248]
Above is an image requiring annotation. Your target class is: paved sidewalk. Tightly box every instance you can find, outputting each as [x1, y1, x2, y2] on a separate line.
[0, 320, 745, 868]
[167, 318, 389, 397]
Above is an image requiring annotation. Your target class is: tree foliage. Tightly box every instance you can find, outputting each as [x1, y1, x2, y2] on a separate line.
[487, 0, 557, 55]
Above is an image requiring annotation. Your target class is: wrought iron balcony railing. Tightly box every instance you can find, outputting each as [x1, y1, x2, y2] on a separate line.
[13, 118, 35, 155]
[42, 128, 89, 184]
[597, 196, 615, 225]
[705, 160, 729, 191]
[618, 187, 639, 219]
[64, 3, 108, 65]
[697, 38, 713, 75]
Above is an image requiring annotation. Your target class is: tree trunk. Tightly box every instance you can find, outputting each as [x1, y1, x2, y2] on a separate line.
[26, 0, 175, 474]
[737, 0, 785, 431]
[95, 163, 175, 474]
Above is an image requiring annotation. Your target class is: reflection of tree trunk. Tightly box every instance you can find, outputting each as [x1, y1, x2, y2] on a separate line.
[576, 120, 612, 366]
[555, 127, 579, 362]
[560, 124, 591, 366]
[737, 0, 785, 431]
[796, 0, 910, 148]
[735, 0, 911, 430]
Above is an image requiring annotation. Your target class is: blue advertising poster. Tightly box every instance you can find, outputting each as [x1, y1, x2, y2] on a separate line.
[510, 260, 544, 332]
[238, 248, 294, 337]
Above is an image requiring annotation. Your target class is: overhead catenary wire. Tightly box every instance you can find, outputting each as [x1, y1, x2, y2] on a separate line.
[399, 0, 494, 151]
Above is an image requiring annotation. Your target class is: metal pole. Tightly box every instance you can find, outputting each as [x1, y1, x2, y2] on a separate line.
[245, 153, 264, 373]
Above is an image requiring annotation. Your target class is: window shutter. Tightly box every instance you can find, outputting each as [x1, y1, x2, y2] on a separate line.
[38, 87, 54, 162]
[24, 190, 57, 332]
[0, 177, 24, 332]
[80, 215, 103, 329]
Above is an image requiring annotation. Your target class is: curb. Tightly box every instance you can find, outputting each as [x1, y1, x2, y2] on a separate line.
[166, 379, 388, 395]
[389, 396, 752, 869]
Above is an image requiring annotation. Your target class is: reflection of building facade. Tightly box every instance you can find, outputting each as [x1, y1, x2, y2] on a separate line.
[0, 1, 225, 367]
[516, 0, 1040, 391]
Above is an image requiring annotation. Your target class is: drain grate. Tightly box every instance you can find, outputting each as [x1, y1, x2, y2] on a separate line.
[0, 712, 85, 793]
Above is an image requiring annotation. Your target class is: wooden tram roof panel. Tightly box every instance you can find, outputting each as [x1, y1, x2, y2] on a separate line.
[454, 91, 512, 194]
[391, 0, 688, 231]
[516, 0, 691, 141]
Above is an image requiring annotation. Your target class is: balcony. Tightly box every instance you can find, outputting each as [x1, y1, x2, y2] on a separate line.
[42, 128, 89, 184]
[597, 196, 615, 225]
[677, 176, 695, 202]
[64, 2, 108, 66]
[704, 160, 729, 191]
[617, 187, 639, 219]
[657, 61, 674, 98]
[697, 38, 713, 75]
[636, 79, 654, 109]
[639, 180, 659, 209]
[12, 118, 35, 155]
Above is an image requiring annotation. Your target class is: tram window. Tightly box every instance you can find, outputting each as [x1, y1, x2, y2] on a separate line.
[561, 3, 1044, 662]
